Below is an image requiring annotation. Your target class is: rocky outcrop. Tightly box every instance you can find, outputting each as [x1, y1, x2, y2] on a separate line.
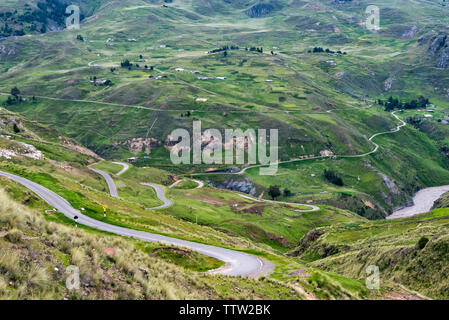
[402, 26, 418, 39]
[115, 137, 161, 154]
[421, 33, 449, 69]
[246, 3, 275, 18]
[206, 177, 257, 195]
[384, 76, 395, 91]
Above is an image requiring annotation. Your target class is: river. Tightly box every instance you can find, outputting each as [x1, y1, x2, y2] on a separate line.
[387, 185, 449, 219]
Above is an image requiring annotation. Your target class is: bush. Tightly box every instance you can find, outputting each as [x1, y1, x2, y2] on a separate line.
[416, 237, 429, 250]
[268, 185, 281, 200]
[324, 169, 343, 186]
[5, 229, 22, 243]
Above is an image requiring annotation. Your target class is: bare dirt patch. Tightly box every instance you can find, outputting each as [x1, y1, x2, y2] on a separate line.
[231, 203, 266, 215]
[185, 193, 228, 206]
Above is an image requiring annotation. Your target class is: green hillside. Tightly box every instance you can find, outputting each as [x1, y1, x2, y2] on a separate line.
[2, 0, 449, 300]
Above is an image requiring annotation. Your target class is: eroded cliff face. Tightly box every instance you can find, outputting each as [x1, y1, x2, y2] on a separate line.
[246, 2, 276, 18]
[206, 177, 258, 196]
[420, 32, 449, 69]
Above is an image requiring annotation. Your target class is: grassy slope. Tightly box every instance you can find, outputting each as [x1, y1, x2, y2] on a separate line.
[291, 208, 449, 299]
[0, 188, 308, 300]
[0, 109, 382, 299]
[2, 0, 449, 218]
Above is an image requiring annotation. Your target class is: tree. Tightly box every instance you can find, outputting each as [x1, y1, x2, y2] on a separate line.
[268, 185, 281, 200]
[13, 123, 20, 133]
[11, 86, 20, 99]
[6, 96, 14, 105]
[283, 188, 292, 197]
[324, 169, 343, 186]
[121, 59, 131, 68]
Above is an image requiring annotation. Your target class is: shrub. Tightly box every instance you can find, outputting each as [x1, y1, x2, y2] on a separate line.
[324, 169, 343, 186]
[416, 237, 429, 250]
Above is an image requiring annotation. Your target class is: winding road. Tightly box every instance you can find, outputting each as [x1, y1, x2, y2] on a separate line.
[140, 183, 173, 210]
[89, 165, 173, 210]
[169, 179, 204, 189]
[235, 111, 407, 174]
[0, 170, 274, 278]
[237, 194, 320, 212]
[112, 162, 130, 176]
[89, 168, 119, 198]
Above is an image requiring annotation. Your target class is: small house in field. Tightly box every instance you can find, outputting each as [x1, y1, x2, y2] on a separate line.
[176, 68, 185, 72]
[195, 98, 208, 103]
[127, 157, 138, 163]
[90, 79, 111, 85]
[320, 150, 335, 157]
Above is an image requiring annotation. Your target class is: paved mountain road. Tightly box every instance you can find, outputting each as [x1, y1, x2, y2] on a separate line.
[89, 168, 119, 198]
[112, 162, 130, 176]
[0, 170, 274, 278]
[168, 179, 204, 189]
[140, 183, 173, 210]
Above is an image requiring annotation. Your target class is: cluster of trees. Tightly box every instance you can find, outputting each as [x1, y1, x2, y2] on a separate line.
[180, 111, 191, 118]
[379, 96, 430, 111]
[309, 47, 346, 54]
[119, 58, 153, 71]
[121, 59, 132, 68]
[268, 186, 293, 200]
[324, 169, 344, 186]
[247, 47, 264, 53]
[5, 87, 36, 105]
[209, 45, 239, 54]
[6, 87, 20, 105]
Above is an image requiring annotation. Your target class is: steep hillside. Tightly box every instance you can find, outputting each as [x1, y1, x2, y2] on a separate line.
[0, 188, 305, 299]
[290, 207, 449, 299]
[0, 110, 384, 300]
[2, 0, 449, 219]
